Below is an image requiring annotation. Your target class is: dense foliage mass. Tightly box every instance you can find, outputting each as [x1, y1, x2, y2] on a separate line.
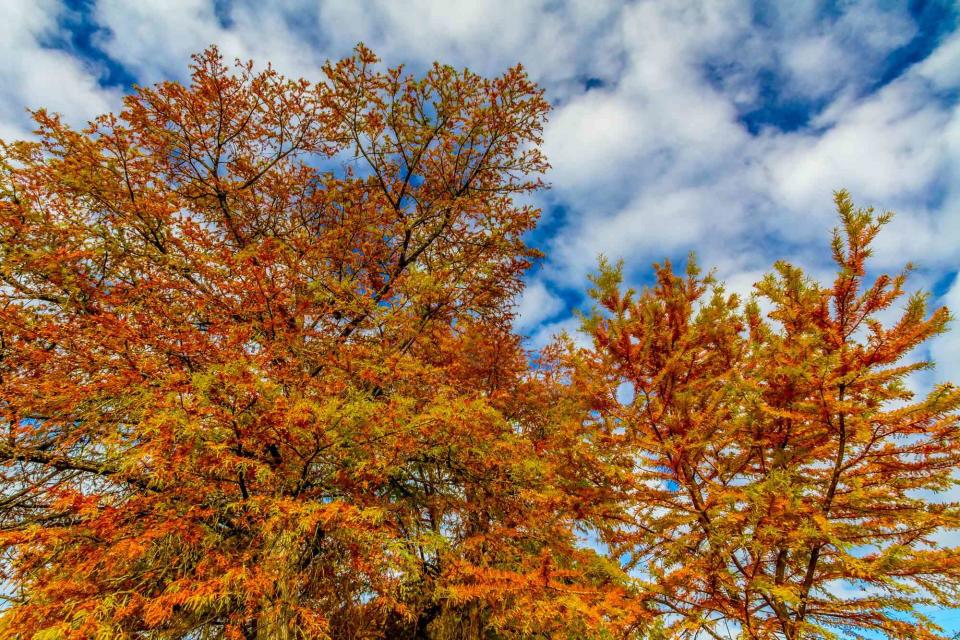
[0, 48, 958, 640]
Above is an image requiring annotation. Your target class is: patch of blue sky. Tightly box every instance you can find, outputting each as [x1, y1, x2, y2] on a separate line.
[50, 0, 137, 89]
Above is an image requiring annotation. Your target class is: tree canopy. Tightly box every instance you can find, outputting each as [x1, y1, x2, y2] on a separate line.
[573, 191, 960, 639]
[1, 47, 958, 640]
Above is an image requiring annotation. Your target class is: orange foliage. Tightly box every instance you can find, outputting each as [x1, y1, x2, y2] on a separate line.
[1, 44, 958, 640]
[0, 47, 643, 639]
[573, 191, 960, 639]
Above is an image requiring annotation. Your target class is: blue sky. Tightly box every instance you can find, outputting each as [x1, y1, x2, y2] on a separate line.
[2, 0, 960, 629]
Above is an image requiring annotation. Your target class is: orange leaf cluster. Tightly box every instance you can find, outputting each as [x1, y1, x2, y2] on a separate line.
[572, 192, 960, 639]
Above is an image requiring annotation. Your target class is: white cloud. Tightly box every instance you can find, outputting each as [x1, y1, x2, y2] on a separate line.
[543, 90, 648, 195]
[918, 30, 960, 90]
[782, 35, 848, 97]
[94, 0, 222, 82]
[316, 0, 625, 95]
[513, 279, 565, 333]
[94, 0, 329, 83]
[549, 184, 753, 285]
[765, 77, 949, 222]
[530, 0, 959, 293]
[526, 316, 590, 352]
[0, 0, 120, 140]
